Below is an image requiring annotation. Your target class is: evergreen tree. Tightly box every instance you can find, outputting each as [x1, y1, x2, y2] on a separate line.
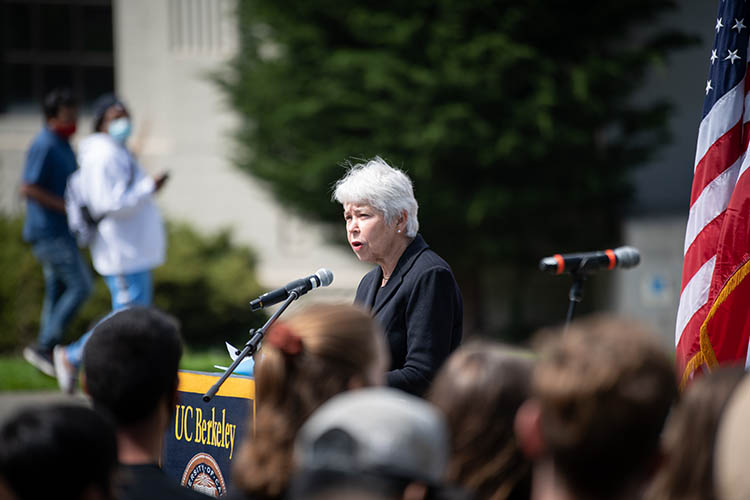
[221, 0, 694, 334]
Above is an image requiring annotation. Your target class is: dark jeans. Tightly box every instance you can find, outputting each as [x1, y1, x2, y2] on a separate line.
[31, 236, 92, 351]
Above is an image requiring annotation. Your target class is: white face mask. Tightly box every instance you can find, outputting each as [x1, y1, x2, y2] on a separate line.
[108, 117, 132, 144]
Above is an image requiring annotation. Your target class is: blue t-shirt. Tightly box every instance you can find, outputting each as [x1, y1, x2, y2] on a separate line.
[22, 127, 78, 243]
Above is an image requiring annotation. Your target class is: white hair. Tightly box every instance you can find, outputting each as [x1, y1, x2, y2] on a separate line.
[332, 157, 419, 237]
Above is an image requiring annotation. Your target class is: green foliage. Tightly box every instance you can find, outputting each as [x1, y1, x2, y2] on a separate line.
[0, 216, 48, 352]
[180, 348, 235, 373]
[0, 215, 266, 353]
[0, 355, 58, 390]
[150, 224, 267, 346]
[221, 0, 695, 273]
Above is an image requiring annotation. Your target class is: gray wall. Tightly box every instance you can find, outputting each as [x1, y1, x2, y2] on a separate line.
[612, 0, 717, 349]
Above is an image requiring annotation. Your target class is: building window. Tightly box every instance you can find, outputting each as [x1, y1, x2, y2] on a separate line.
[0, 0, 115, 112]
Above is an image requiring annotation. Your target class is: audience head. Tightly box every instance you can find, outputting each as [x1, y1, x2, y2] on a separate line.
[645, 365, 745, 500]
[0, 404, 117, 500]
[333, 157, 420, 237]
[43, 88, 78, 138]
[232, 303, 388, 498]
[515, 315, 677, 499]
[429, 341, 533, 500]
[291, 387, 450, 500]
[83, 306, 183, 428]
[714, 372, 750, 500]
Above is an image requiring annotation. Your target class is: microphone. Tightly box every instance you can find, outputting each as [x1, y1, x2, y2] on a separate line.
[539, 246, 640, 275]
[249, 268, 334, 311]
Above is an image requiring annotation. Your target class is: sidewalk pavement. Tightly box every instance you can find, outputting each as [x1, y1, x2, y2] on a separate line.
[0, 391, 89, 425]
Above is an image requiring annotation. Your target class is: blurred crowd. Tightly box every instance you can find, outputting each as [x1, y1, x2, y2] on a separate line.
[2, 304, 750, 500]
[8, 89, 750, 500]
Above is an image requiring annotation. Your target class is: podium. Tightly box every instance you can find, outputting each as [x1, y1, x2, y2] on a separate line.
[163, 370, 255, 497]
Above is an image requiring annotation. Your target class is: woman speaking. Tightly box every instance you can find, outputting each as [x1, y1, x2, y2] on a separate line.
[333, 157, 463, 396]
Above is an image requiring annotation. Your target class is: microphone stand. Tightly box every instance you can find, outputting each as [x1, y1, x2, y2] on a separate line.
[203, 287, 303, 402]
[565, 271, 586, 330]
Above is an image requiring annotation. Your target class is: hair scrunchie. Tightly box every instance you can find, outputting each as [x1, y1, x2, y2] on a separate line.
[265, 322, 303, 356]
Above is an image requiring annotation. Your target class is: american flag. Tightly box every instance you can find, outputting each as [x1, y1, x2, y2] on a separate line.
[676, 0, 750, 387]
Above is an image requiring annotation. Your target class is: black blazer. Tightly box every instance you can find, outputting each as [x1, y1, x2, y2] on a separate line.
[354, 234, 463, 396]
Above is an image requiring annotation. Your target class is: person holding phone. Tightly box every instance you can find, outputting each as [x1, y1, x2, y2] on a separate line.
[53, 94, 169, 393]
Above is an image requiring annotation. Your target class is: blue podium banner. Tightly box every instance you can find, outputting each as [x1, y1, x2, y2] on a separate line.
[163, 370, 254, 497]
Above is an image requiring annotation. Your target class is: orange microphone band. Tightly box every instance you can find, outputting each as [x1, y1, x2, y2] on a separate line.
[553, 254, 565, 274]
[605, 249, 616, 270]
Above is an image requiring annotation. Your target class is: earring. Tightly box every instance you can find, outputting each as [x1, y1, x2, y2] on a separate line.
[397, 229, 401, 233]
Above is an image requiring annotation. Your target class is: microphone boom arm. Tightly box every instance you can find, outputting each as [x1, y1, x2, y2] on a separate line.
[203, 289, 300, 402]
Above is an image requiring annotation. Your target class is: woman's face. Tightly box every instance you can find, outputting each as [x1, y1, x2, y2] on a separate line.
[343, 202, 398, 265]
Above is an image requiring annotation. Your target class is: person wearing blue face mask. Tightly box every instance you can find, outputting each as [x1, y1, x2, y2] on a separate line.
[52, 94, 170, 393]
[108, 114, 133, 145]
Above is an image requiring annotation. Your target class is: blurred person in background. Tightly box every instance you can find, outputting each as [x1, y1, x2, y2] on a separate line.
[20, 88, 92, 376]
[54, 93, 169, 393]
[514, 315, 677, 500]
[429, 341, 534, 500]
[333, 157, 463, 396]
[82, 306, 205, 500]
[0, 404, 117, 500]
[713, 372, 750, 500]
[230, 304, 389, 500]
[644, 365, 745, 500]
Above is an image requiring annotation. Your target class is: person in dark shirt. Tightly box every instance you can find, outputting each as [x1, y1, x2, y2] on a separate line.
[82, 306, 205, 500]
[20, 88, 92, 376]
[333, 157, 463, 396]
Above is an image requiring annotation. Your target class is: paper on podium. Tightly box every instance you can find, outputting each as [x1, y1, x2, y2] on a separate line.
[213, 341, 255, 376]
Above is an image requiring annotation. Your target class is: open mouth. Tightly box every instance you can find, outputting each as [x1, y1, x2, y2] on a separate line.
[351, 241, 363, 250]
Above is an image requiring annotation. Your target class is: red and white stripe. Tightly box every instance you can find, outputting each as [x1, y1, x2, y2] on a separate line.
[676, 58, 750, 368]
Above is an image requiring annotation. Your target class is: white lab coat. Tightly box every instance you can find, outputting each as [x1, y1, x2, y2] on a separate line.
[76, 133, 165, 276]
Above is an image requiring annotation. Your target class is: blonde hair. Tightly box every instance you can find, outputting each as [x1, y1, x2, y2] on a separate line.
[232, 304, 386, 499]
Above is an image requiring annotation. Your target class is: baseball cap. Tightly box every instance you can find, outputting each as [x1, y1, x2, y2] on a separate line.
[294, 387, 448, 484]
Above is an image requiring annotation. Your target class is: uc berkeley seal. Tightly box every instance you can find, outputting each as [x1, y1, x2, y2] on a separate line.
[181, 452, 227, 497]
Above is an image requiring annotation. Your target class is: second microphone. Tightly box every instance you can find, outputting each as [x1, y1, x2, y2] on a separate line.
[539, 246, 640, 275]
[249, 268, 334, 311]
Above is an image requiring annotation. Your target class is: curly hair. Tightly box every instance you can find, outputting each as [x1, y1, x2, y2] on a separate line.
[231, 303, 387, 499]
[532, 315, 677, 499]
